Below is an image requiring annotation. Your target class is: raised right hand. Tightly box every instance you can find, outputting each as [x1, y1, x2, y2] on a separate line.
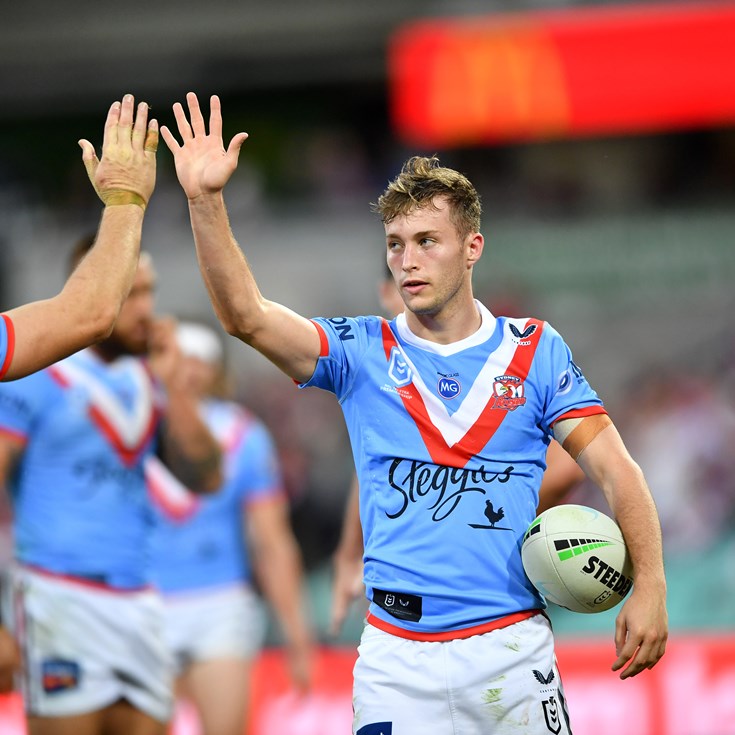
[161, 92, 248, 200]
[79, 93, 158, 209]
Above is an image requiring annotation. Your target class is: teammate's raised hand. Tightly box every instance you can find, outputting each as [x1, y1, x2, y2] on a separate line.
[161, 93, 248, 200]
[79, 93, 158, 209]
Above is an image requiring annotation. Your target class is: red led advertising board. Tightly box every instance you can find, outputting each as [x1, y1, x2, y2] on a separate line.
[389, 3, 735, 146]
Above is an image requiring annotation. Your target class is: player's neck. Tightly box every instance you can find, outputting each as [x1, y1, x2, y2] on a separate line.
[404, 295, 482, 345]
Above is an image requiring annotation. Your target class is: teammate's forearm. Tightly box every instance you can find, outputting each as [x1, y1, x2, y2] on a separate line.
[160, 391, 222, 493]
[4, 206, 144, 381]
[256, 541, 311, 647]
[68, 205, 144, 319]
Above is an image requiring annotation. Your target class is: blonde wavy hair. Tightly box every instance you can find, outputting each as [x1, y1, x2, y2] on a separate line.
[373, 156, 481, 239]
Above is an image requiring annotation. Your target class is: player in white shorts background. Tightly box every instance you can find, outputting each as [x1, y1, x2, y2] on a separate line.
[0, 92, 159, 697]
[162, 92, 668, 735]
[0, 246, 223, 735]
[148, 321, 312, 735]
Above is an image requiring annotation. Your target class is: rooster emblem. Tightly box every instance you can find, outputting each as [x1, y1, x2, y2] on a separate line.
[484, 500, 505, 528]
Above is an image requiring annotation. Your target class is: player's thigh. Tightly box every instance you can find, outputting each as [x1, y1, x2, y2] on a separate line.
[181, 658, 254, 735]
[103, 699, 168, 735]
[27, 711, 102, 735]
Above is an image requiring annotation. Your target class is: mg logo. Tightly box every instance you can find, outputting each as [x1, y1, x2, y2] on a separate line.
[437, 377, 461, 400]
[388, 348, 412, 387]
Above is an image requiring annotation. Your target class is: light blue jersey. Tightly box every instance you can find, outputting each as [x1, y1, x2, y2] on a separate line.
[302, 302, 606, 634]
[0, 314, 15, 380]
[0, 349, 161, 588]
[148, 400, 283, 594]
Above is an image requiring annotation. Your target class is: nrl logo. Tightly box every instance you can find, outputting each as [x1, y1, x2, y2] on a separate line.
[542, 696, 562, 734]
[388, 347, 412, 387]
[492, 375, 526, 411]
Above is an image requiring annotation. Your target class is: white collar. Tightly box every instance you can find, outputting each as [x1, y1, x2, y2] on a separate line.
[393, 300, 497, 356]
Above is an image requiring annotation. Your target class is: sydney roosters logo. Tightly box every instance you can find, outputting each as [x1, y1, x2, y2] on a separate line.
[492, 375, 526, 411]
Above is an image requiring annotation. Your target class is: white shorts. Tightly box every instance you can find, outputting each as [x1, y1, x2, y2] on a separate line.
[353, 614, 573, 735]
[162, 584, 266, 676]
[4, 565, 173, 722]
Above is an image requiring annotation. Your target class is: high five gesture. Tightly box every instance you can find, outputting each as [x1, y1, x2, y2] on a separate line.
[162, 93, 248, 200]
[163, 93, 320, 383]
[1, 94, 158, 381]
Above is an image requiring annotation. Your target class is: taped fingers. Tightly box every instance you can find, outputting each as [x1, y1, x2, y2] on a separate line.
[144, 122, 159, 153]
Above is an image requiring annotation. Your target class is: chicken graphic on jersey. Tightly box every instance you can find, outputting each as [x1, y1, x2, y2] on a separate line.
[484, 501, 505, 527]
[468, 500, 511, 531]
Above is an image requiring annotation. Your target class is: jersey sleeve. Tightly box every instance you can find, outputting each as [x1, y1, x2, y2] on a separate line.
[0, 369, 52, 440]
[0, 314, 16, 380]
[536, 323, 606, 435]
[299, 315, 375, 400]
[232, 421, 284, 505]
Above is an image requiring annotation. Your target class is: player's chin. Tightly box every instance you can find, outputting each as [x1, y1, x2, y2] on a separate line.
[405, 298, 440, 317]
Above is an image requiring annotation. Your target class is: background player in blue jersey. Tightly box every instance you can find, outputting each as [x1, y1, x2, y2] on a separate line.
[163, 92, 667, 735]
[0, 244, 222, 735]
[0, 92, 158, 696]
[148, 321, 312, 735]
[0, 93, 158, 383]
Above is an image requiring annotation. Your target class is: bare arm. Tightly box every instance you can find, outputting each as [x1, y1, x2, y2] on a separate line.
[247, 497, 313, 692]
[536, 438, 585, 515]
[3, 94, 158, 381]
[0, 433, 26, 692]
[149, 319, 222, 493]
[329, 474, 365, 636]
[575, 422, 668, 680]
[161, 93, 321, 383]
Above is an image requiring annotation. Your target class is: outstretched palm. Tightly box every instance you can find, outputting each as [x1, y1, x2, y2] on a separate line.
[161, 92, 248, 200]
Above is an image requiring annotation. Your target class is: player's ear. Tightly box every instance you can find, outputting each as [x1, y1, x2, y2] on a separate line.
[466, 232, 484, 267]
